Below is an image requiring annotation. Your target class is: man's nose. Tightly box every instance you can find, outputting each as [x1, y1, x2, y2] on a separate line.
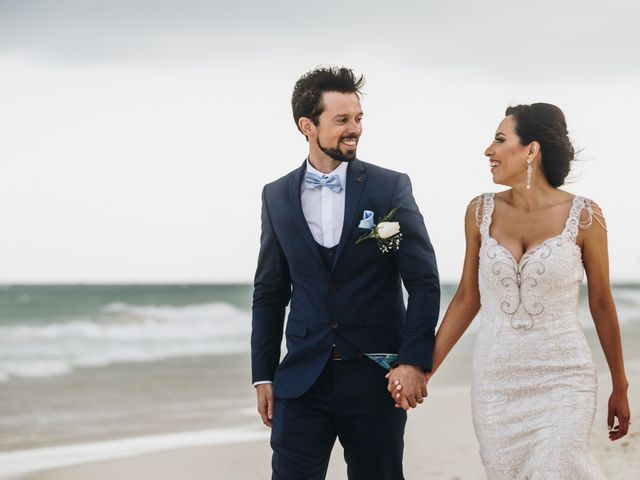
[348, 119, 362, 134]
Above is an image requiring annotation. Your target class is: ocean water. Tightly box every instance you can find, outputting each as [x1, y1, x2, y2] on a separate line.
[0, 284, 252, 382]
[0, 283, 639, 460]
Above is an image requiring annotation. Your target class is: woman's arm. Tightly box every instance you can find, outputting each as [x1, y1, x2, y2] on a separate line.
[429, 199, 482, 376]
[387, 198, 482, 403]
[580, 202, 630, 441]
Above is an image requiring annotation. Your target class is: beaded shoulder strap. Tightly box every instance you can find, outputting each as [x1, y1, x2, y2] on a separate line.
[477, 193, 495, 239]
[563, 196, 607, 243]
[563, 196, 585, 243]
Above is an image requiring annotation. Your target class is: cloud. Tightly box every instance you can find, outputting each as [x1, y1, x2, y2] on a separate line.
[1, 0, 639, 78]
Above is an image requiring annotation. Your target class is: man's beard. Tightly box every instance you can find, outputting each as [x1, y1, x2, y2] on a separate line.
[317, 137, 357, 163]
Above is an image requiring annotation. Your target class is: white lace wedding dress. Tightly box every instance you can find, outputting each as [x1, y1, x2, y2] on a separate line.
[472, 193, 606, 479]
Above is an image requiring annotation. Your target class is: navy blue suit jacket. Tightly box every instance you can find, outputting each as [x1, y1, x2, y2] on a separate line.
[251, 159, 440, 399]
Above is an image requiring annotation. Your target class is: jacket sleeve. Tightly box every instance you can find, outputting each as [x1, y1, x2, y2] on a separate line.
[250, 186, 292, 383]
[392, 173, 440, 371]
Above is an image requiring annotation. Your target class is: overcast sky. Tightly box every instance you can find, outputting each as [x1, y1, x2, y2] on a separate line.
[1, 0, 638, 283]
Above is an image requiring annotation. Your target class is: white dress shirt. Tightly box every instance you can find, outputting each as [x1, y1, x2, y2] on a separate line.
[253, 160, 348, 387]
[300, 159, 347, 248]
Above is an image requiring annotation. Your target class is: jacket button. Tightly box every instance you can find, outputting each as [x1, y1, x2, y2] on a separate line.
[328, 284, 337, 293]
[331, 322, 338, 329]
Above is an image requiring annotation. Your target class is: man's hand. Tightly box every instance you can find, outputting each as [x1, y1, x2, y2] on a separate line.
[256, 383, 275, 428]
[385, 364, 427, 411]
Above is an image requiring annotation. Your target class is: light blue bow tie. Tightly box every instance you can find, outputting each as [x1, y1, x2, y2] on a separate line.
[304, 171, 343, 193]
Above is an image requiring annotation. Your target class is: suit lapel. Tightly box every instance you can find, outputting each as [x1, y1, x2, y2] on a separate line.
[288, 161, 327, 272]
[332, 159, 366, 271]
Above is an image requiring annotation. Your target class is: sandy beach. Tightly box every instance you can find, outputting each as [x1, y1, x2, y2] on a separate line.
[16, 371, 639, 480]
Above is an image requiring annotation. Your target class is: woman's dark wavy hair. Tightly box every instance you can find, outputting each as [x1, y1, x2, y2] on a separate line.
[506, 103, 575, 188]
[291, 66, 364, 136]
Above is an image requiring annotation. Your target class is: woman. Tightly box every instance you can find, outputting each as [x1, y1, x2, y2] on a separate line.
[394, 103, 630, 478]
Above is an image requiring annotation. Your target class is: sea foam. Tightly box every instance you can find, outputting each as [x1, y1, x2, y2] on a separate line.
[0, 302, 250, 382]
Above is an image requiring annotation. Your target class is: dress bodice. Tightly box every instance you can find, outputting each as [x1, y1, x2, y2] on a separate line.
[477, 193, 593, 332]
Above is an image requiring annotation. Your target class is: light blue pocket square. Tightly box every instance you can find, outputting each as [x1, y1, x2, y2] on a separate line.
[358, 210, 375, 229]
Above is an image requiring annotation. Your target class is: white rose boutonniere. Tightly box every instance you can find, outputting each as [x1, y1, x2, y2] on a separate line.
[376, 221, 400, 239]
[355, 207, 403, 253]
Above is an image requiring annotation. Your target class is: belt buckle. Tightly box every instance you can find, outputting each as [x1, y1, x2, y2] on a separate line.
[330, 346, 342, 360]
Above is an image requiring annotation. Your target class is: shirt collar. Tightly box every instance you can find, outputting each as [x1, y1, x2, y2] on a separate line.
[304, 159, 348, 191]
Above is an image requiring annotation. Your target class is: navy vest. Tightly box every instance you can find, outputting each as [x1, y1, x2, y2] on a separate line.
[317, 243, 337, 271]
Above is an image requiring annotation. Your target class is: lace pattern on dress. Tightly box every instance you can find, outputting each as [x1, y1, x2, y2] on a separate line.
[479, 193, 494, 239]
[472, 192, 605, 479]
[480, 194, 584, 331]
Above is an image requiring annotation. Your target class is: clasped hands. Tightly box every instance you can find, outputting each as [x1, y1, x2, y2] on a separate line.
[385, 364, 431, 410]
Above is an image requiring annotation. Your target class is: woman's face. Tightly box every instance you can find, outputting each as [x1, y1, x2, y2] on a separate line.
[484, 115, 531, 187]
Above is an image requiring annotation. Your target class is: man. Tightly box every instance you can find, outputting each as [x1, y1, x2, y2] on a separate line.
[251, 66, 440, 479]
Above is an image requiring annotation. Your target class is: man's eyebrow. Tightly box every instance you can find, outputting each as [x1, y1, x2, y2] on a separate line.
[333, 112, 364, 118]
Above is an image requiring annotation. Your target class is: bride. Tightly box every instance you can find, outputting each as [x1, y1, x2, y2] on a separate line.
[393, 103, 630, 478]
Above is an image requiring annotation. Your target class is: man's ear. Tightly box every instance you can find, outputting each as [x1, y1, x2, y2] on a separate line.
[298, 117, 315, 138]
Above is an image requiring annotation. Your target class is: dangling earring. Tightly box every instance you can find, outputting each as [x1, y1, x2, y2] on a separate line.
[526, 159, 532, 190]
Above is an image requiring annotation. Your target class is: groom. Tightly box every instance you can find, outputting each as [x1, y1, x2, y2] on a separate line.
[251, 66, 440, 479]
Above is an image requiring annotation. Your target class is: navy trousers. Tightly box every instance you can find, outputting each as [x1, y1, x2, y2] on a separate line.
[270, 357, 407, 480]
